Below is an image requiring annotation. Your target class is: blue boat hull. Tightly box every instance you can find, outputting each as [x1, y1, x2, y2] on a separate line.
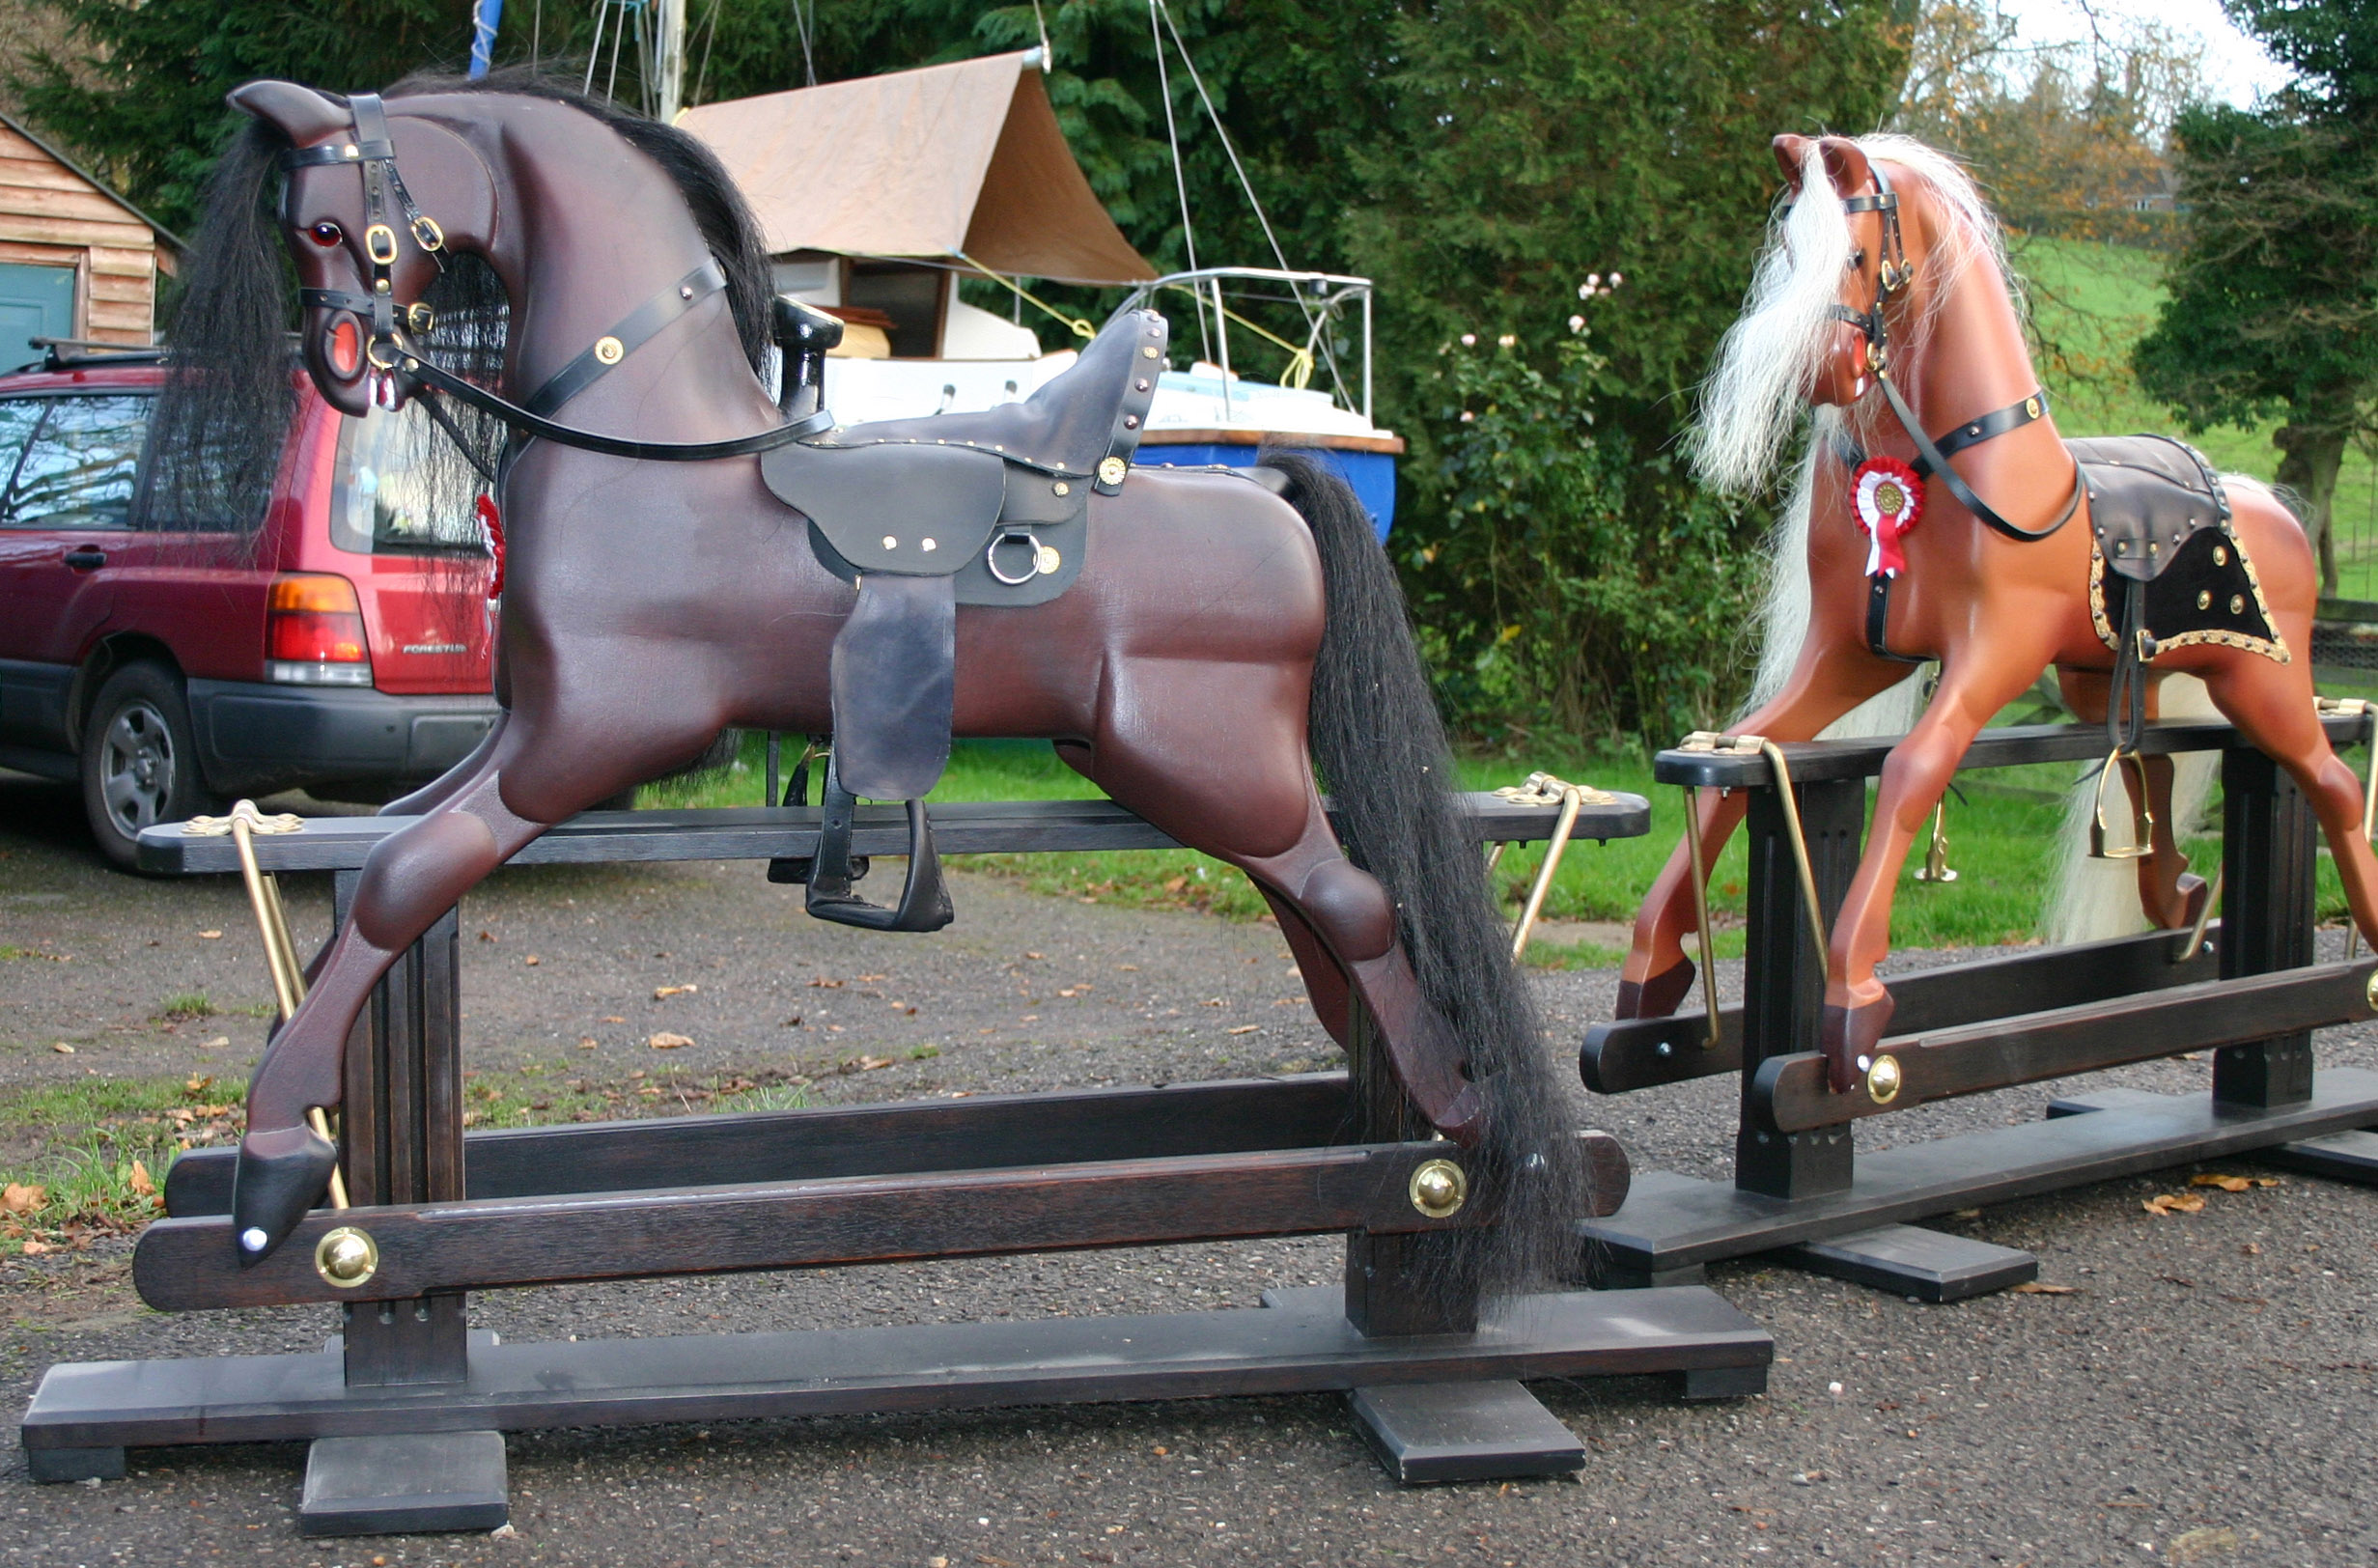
[1136, 442, 1396, 541]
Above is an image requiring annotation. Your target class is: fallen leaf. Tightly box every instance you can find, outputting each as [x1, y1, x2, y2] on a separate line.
[807, 977, 844, 990]
[648, 1031, 694, 1050]
[1227, 1024, 1261, 1035]
[857, 1055, 894, 1071]
[184, 1075, 212, 1094]
[2168, 1525, 2240, 1563]
[524, 955, 541, 966]
[2143, 1192, 2206, 1216]
[1024, 951, 1044, 961]
[577, 1037, 599, 1050]
[478, 930, 498, 943]
[601, 1016, 627, 1023]
[197, 931, 221, 940]
[3, 1184, 45, 1214]
[654, 984, 697, 999]
[50, 1043, 73, 1055]
[127, 1161, 154, 1197]
[855, 973, 888, 983]
[200, 1036, 229, 1050]
[2190, 1174, 2252, 1191]
[19, 1239, 49, 1255]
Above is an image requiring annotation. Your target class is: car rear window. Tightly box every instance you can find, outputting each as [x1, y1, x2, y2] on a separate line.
[330, 403, 491, 555]
[0, 393, 151, 531]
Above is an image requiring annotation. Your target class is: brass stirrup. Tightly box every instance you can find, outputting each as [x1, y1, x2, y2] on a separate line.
[2088, 747, 2155, 861]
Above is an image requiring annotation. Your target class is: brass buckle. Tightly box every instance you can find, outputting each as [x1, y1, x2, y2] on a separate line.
[365, 334, 403, 372]
[364, 223, 400, 265]
[405, 301, 435, 335]
[2089, 748, 2154, 860]
[408, 214, 444, 252]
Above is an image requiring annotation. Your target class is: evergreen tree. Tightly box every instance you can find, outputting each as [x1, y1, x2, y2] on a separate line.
[2136, 0, 2378, 597]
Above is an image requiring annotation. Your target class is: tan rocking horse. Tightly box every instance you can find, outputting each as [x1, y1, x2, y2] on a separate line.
[1616, 132, 2378, 1093]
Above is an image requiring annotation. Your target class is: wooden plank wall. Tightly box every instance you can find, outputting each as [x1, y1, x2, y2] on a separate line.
[0, 123, 159, 346]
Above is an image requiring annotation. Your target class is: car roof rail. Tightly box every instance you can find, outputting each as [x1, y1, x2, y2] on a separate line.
[23, 337, 168, 373]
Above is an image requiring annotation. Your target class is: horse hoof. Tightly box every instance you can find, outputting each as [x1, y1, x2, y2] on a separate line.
[1818, 993, 1896, 1096]
[2171, 873, 2211, 934]
[1614, 959, 1696, 1021]
[230, 1124, 339, 1266]
[1430, 1082, 1489, 1148]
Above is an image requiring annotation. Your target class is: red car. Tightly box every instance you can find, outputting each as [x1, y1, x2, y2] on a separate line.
[0, 343, 497, 868]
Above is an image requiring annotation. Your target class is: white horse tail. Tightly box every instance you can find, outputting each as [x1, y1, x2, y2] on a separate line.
[2043, 672, 2220, 944]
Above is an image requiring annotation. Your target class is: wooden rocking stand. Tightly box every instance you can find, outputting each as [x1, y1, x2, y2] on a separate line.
[22, 791, 1772, 1535]
[1581, 712, 2378, 1302]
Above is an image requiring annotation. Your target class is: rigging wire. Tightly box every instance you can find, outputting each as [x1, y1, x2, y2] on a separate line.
[793, 0, 816, 87]
[1147, 0, 1211, 368]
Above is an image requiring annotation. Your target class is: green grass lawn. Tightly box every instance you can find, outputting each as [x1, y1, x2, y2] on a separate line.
[633, 731, 2362, 965]
[2017, 237, 2378, 602]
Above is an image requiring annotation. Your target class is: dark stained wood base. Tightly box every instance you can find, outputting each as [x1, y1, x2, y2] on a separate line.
[299, 1432, 508, 1536]
[2260, 1129, 2378, 1184]
[1581, 1069, 2378, 1284]
[23, 1285, 1767, 1482]
[1777, 1223, 2038, 1302]
[1346, 1382, 1586, 1485]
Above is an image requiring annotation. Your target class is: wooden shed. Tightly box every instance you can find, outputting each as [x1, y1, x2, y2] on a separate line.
[0, 109, 179, 370]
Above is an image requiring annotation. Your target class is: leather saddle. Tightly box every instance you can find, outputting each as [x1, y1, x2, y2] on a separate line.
[752, 304, 1169, 931]
[2071, 434, 2282, 662]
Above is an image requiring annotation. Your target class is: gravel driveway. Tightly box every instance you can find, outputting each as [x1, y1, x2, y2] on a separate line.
[2, 770, 2373, 1566]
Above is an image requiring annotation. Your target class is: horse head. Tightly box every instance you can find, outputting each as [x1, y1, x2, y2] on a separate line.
[1773, 133, 1905, 410]
[230, 81, 495, 418]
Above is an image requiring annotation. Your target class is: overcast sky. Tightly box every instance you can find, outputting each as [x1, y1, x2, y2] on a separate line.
[1998, 0, 2291, 105]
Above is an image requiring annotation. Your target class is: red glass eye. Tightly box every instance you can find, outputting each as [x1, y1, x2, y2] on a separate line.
[308, 221, 345, 248]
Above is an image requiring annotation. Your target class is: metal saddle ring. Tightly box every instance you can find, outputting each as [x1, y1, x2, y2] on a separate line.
[986, 527, 1045, 586]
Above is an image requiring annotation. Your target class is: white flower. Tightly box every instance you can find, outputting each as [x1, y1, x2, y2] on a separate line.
[1579, 283, 1591, 299]
[1497, 333, 1517, 349]
[1460, 332, 1477, 347]
[1460, 409, 1474, 422]
[1587, 273, 1602, 289]
[1609, 271, 1624, 286]
[1568, 314, 1586, 332]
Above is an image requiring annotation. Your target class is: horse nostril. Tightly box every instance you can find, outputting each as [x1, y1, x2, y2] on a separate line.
[326, 317, 361, 377]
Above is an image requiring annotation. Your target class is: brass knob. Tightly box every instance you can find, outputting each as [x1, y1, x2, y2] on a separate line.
[1865, 1052, 1903, 1106]
[1409, 1158, 1468, 1218]
[314, 1226, 379, 1288]
[2364, 967, 2378, 1011]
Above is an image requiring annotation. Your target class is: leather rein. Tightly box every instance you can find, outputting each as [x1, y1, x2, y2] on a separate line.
[280, 94, 828, 468]
[1827, 163, 2081, 547]
[1822, 161, 2083, 662]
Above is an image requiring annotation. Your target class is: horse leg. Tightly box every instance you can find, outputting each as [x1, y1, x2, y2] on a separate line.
[379, 710, 511, 819]
[2196, 654, 2378, 948]
[2055, 669, 2206, 930]
[1616, 649, 1908, 1018]
[232, 748, 549, 1260]
[1071, 670, 1483, 1142]
[1820, 643, 2056, 1089]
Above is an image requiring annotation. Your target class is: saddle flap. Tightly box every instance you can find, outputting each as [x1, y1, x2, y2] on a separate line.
[761, 440, 1007, 574]
[2070, 434, 2229, 584]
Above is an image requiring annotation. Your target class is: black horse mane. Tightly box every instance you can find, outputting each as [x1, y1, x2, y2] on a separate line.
[149, 69, 774, 531]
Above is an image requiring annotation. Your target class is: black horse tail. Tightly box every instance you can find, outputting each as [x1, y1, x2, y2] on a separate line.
[1263, 451, 1586, 1297]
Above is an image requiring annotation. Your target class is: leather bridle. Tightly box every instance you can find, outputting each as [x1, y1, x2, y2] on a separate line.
[1825, 162, 2080, 548]
[279, 93, 829, 466]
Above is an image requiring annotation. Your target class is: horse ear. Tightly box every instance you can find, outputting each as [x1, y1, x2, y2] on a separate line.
[1816, 135, 1875, 197]
[1772, 134, 1812, 191]
[228, 81, 351, 147]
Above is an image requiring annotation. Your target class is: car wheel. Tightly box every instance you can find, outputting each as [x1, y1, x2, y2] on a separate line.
[80, 662, 213, 872]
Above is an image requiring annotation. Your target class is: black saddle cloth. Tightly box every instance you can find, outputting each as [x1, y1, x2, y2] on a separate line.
[2073, 434, 2284, 661]
[755, 309, 1170, 800]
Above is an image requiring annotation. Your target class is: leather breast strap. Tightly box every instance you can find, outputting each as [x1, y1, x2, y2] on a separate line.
[523, 259, 728, 418]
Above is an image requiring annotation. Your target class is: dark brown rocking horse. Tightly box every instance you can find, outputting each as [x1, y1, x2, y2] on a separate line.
[1618, 132, 2378, 1095]
[177, 76, 1570, 1266]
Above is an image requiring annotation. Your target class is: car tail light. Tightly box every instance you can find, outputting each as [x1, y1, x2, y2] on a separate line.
[267, 574, 373, 686]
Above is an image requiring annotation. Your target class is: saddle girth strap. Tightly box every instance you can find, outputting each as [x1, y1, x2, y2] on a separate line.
[2107, 576, 2150, 756]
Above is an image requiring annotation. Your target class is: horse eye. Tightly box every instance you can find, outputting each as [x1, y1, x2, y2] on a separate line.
[308, 221, 345, 248]
[1849, 248, 1866, 269]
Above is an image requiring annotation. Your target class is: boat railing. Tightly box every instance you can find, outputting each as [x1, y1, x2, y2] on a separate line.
[1111, 267, 1375, 428]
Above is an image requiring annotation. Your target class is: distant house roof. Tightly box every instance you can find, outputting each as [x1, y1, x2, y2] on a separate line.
[680, 51, 1154, 285]
[0, 108, 182, 253]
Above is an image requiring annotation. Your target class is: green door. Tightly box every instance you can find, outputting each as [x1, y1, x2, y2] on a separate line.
[0, 263, 76, 371]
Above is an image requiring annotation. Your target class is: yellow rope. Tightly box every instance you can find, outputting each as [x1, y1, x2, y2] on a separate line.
[952, 252, 1096, 342]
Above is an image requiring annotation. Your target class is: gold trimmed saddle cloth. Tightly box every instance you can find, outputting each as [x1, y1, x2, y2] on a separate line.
[2075, 434, 2286, 663]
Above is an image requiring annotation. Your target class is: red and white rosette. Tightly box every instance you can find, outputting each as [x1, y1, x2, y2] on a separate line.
[1851, 456, 1924, 577]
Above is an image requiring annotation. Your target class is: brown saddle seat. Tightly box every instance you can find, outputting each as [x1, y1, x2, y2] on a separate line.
[2071, 434, 2283, 660]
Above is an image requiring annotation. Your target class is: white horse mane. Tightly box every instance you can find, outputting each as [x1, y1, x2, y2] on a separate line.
[1692, 134, 2015, 498]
